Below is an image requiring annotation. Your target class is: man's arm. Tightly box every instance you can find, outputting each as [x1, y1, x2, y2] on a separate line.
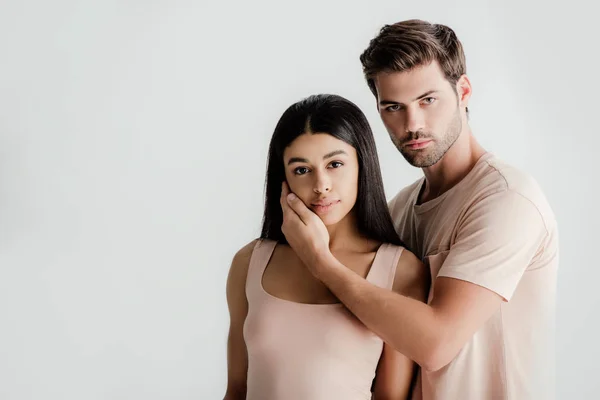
[281, 184, 546, 371]
[315, 251, 503, 371]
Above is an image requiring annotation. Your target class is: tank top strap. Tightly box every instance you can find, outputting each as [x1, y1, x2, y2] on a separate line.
[365, 243, 404, 290]
[245, 239, 277, 299]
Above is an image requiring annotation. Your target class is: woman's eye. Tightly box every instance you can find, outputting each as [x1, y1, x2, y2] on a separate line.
[294, 167, 309, 175]
[329, 161, 343, 168]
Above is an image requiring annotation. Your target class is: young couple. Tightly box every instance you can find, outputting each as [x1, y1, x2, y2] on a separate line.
[225, 19, 558, 400]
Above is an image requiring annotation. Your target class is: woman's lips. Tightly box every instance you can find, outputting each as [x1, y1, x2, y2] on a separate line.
[311, 200, 341, 214]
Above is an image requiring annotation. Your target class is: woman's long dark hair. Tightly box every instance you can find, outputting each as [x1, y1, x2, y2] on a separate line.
[260, 94, 403, 246]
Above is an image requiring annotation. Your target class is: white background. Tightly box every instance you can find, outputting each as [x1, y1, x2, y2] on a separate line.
[0, 1, 597, 399]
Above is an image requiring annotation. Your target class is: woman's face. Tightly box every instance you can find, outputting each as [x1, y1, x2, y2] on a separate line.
[283, 133, 359, 226]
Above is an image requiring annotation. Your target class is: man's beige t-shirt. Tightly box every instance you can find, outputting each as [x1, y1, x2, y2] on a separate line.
[389, 153, 558, 400]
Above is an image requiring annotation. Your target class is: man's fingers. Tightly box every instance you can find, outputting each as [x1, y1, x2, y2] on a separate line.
[286, 192, 314, 224]
[282, 181, 290, 197]
[280, 181, 317, 227]
[280, 181, 291, 212]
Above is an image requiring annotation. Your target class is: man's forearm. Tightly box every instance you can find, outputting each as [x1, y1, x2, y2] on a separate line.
[316, 253, 445, 370]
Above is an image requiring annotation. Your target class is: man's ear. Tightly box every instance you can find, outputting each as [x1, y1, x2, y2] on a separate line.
[456, 74, 472, 111]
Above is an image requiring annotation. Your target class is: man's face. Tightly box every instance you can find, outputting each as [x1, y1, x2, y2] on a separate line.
[374, 61, 465, 168]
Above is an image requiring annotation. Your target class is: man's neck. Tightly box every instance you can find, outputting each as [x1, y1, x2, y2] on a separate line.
[419, 128, 486, 204]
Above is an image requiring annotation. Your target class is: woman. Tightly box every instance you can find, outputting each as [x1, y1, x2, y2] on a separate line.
[224, 94, 428, 399]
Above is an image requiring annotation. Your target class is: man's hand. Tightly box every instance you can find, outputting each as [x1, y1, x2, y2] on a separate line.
[280, 182, 331, 276]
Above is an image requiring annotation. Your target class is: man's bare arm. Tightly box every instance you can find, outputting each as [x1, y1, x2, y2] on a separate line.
[316, 251, 503, 371]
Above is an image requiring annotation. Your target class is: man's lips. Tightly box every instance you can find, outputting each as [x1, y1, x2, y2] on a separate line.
[404, 139, 433, 149]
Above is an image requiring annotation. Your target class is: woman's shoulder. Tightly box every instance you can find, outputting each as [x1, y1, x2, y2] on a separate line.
[233, 239, 260, 262]
[228, 239, 261, 281]
[390, 246, 430, 301]
[377, 242, 422, 274]
[226, 239, 261, 305]
[230, 238, 287, 271]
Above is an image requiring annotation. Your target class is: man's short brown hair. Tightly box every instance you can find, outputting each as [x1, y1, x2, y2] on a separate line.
[360, 19, 467, 98]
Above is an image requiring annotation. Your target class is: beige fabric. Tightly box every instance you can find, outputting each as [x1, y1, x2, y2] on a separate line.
[389, 153, 558, 400]
[243, 239, 404, 400]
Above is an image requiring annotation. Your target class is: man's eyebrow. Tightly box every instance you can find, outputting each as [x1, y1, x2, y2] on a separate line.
[379, 90, 439, 106]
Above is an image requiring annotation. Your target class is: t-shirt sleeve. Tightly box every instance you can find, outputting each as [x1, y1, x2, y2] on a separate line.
[437, 189, 548, 301]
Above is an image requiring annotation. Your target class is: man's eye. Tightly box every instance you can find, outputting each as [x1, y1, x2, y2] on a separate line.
[386, 104, 401, 112]
[423, 97, 436, 105]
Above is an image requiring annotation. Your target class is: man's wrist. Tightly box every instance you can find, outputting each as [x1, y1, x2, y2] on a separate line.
[312, 249, 342, 281]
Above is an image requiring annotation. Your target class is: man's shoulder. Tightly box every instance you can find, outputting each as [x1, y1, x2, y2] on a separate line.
[388, 177, 423, 217]
[482, 156, 538, 192]
[469, 154, 556, 230]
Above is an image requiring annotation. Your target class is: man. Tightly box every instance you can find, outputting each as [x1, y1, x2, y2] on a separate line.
[280, 19, 558, 399]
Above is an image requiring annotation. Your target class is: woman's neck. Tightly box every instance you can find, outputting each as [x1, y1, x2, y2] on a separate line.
[326, 212, 373, 253]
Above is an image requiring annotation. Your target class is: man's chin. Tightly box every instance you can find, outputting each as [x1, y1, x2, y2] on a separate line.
[401, 150, 441, 168]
